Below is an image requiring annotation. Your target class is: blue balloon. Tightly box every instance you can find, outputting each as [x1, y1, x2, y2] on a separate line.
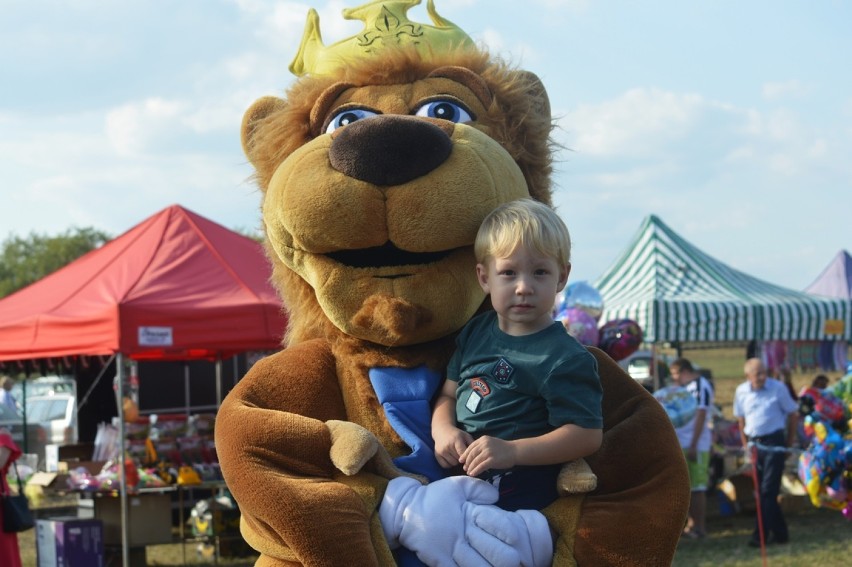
[563, 281, 604, 321]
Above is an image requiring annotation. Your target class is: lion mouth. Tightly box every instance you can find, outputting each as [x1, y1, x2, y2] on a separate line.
[325, 241, 455, 274]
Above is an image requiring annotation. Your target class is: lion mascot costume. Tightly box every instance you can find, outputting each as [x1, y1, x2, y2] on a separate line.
[216, 1, 689, 565]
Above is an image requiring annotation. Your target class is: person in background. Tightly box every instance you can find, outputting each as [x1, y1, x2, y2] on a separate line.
[809, 374, 829, 390]
[0, 378, 17, 413]
[734, 358, 798, 548]
[432, 198, 603, 512]
[669, 358, 714, 539]
[0, 427, 24, 567]
[778, 367, 798, 402]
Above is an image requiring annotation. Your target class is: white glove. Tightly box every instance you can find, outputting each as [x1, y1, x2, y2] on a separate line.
[380, 476, 553, 567]
[465, 503, 553, 567]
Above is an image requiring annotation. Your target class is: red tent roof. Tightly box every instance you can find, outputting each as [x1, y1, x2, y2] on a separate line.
[0, 205, 285, 361]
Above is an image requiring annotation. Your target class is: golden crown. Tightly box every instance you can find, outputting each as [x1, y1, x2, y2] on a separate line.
[290, 0, 474, 77]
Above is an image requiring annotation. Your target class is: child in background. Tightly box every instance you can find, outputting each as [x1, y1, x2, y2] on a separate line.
[432, 198, 602, 511]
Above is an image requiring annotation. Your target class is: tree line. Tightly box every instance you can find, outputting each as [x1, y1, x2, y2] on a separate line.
[0, 228, 112, 298]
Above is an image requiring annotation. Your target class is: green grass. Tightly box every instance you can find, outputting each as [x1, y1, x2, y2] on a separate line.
[673, 499, 852, 566]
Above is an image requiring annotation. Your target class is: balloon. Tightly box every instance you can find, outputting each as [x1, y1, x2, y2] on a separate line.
[799, 388, 848, 431]
[123, 396, 139, 422]
[558, 307, 600, 346]
[563, 281, 604, 321]
[598, 319, 643, 361]
[653, 385, 697, 428]
[797, 416, 850, 511]
[553, 289, 568, 316]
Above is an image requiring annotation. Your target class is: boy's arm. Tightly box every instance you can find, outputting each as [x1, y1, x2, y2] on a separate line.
[432, 379, 473, 468]
[461, 424, 602, 478]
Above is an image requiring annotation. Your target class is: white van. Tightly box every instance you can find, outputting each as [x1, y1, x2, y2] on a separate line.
[25, 393, 79, 447]
[9, 376, 79, 468]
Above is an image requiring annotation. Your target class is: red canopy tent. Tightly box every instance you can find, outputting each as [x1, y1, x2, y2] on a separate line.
[0, 204, 285, 362]
[0, 204, 285, 566]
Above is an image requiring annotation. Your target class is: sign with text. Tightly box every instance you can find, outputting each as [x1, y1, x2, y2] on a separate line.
[824, 319, 845, 336]
[138, 326, 174, 346]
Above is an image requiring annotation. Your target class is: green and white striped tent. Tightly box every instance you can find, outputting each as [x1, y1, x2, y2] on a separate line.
[594, 215, 851, 344]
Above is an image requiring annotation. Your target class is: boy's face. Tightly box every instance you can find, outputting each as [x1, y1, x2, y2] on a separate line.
[476, 244, 569, 336]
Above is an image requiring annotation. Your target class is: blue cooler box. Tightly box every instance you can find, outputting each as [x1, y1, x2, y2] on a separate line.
[36, 517, 104, 567]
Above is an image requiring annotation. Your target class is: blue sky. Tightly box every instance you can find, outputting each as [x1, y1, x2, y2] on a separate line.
[1, 0, 850, 291]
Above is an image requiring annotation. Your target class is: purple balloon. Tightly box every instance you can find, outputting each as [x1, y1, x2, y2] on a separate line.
[559, 307, 600, 346]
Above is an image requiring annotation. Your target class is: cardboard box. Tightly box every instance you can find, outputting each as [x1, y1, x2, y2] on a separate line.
[47, 443, 97, 472]
[92, 492, 173, 546]
[36, 517, 104, 567]
[57, 460, 106, 475]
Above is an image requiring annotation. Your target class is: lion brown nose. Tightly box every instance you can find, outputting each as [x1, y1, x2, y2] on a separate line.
[329, 115, 454, 186]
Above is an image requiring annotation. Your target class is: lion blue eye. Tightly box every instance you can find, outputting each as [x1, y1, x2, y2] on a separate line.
[414, 100, 473, 123]
[325, 108, 380, 133]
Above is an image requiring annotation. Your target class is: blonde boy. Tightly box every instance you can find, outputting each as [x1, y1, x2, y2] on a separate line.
[432, 199, 603, 511]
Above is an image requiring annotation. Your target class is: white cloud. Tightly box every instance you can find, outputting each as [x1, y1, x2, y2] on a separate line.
[105, 98, 186, 156]
[762, 80, 810, 101]
[476, 27, 538, 66]
[561, 88, 706, 158]
[559, 86, 849, 189]
[589, 162, 679, 188]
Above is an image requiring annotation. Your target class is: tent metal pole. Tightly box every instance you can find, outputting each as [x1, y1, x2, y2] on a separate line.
[77, 353, 116, 412]
[184, 363, 191, 416]
[215, 354, 223, 408]
[21, 379, 28, 453]
[116, 353, 130, 567]
[651, 343, 659, 391]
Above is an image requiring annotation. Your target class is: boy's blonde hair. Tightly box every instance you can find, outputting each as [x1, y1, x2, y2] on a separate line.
[474, 198, 571, 267]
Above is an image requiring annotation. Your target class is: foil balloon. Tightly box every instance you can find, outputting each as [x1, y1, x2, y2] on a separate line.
[598, 318, 643, 361]
[798, 417, 850, 511]
[653, 385, 698, 428]
[799, 388, 848, 432]
[563, 281, 604, 321]
[553, 289, 568, 317]
[559, 307, 600, 346]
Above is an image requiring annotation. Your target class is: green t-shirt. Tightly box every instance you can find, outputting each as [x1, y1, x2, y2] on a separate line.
[447, 311, 602, 440]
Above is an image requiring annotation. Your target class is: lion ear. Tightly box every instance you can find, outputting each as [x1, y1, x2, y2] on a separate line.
[518, 70, 551, 124]
[241, 96, 287, 167]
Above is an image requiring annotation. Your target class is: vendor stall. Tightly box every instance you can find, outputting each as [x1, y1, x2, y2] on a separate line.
[0, 204, 287, 567]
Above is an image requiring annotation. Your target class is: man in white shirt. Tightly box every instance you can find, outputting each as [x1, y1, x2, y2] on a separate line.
[670, 358, 714, 539]
[734, 358, 798, 547]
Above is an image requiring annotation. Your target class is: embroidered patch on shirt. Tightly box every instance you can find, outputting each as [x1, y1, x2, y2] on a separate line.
[470, 378, 491, 397]
[466, 391, 482, 413]
[492, 357, 514, 384]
